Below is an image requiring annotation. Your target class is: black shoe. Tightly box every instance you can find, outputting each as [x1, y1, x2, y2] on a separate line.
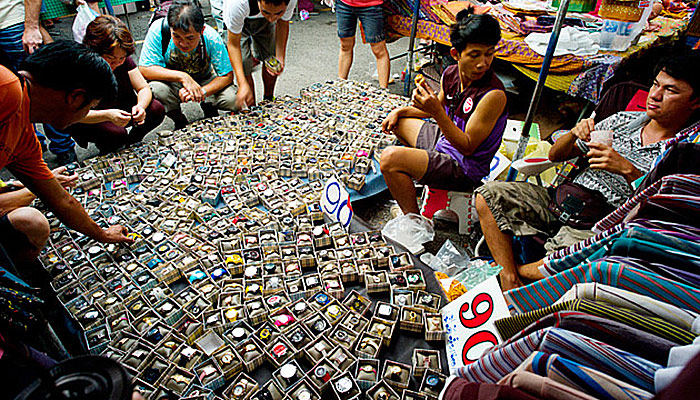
[200, 102, 220, 119]
[54, 149, 78, 166]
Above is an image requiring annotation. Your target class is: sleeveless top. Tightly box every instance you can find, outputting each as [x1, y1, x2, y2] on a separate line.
[435, 65, 508, 182]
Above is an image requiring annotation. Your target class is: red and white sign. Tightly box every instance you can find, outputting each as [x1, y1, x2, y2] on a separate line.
[441, 276, 510, 374]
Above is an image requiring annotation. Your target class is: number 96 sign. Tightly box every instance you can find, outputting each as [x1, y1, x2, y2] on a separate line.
[441, 276, 510, 374]
[320, 176, 354, 228]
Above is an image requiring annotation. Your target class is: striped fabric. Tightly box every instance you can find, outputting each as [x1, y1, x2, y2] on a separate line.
[456, 329, 546, 383]
[555, 283, 700, 334]
[494, 299, 698, 344]
[500, 310, 676, 366]
[543, 226, 700, 277]
[539, 328, 661, 392]
[649, 120, 700, 170]
[594, 174, 700, 233]
[504, 261, 700, 316]
[524, 351, 654, 400]
[499, 370, 599, 400]
[544, 224, 625, 265]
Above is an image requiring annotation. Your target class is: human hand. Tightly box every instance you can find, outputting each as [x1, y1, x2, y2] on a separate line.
[131, 105, 146, 125]
[180, 74, 204, 102]
[108, 109, 132, 127]
[100, 225, 135, 244]
[265, 58, 285, 76]
[236, 84, 255, 109]
[571, 118, 595, 142]
[52, 166, 78, 189]
[411, 81, 441, 117]
[586, 142, 638, 179]
[499, 271, 524, 292]
[178, 87, 194, 103]
[22, 26, 42, 54]
[381, 109, 401, 134]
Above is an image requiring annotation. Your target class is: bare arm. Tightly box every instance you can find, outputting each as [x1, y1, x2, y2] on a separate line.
[412, 82, 506, 156]
[382, 80, 446, 133]
[549, 118, 592, 161]
[227, 32, 254, 107]
[275, 20, 290, 68]
[139, 65, 189, 83]
[129, 68, 152, 110]
[202, 72, 233, 96]
[11, 171, 133, 244]
[23, 0, 42, 53]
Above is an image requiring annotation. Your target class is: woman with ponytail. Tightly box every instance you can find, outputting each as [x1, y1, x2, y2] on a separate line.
[380, 8, 507, 216]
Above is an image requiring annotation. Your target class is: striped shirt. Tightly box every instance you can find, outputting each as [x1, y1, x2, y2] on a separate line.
[594, 174, 700, 233]
[504, 261, 700, 318]
[525, 351, 654, 400]
[495, 298, 698, 344]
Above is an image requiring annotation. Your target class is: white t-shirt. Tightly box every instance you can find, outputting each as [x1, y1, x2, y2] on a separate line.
[223, 0, 298, 35]
[0, 0, 24, 31]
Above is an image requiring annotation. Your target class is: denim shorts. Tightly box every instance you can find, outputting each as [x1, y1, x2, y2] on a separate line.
[335, 0, 385, 43]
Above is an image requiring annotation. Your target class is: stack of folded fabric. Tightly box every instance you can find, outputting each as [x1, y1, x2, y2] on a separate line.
[447, 141, 700, 399]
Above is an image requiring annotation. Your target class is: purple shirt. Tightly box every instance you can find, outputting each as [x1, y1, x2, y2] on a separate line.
[435, 65, 508, 181]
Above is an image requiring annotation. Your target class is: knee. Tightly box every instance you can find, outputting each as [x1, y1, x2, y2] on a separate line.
[379, 146, 401, 174]
[370, 42, 388, 58]
[340, 38, 355, 52]
[7, 208, 49, 248]
[475, 194, 491, 218]
[148, 99, 166, 120]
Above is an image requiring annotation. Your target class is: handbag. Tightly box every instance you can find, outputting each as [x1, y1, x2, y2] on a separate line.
[547, 181, 615, 230]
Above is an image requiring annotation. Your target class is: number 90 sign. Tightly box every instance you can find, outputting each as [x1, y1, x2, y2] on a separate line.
[320, 176, 353, 228]
[441, 276, 509, 373]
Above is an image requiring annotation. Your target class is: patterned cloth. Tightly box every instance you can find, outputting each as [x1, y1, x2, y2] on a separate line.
[503, 261, 700, 318]
[499, 310, 677, 366]
[574, 112, 670, 209]
[523, 351, 654, 400]
[458, 327, 662, 392]
[542, 226, 700, 284]
[555, 283, 700, 335]
[594, 174, 700, 233]
[539, 328, 661, 392]
[499, 371, 598, 400]
[495, 299, 698, 344]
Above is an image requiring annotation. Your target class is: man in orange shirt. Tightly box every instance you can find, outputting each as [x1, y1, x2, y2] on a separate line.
[0, 40, 133, 266]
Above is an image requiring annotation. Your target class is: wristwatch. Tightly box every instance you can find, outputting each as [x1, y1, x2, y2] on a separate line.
[425, 373, 443, 391]
[335, 377, 353, 394]
[361, 364, 377, 376]
[314, 366, 331, 383]
[326, 305, 341, 318]
[389, 365, 403, 380]
[279, 363, 298, 385]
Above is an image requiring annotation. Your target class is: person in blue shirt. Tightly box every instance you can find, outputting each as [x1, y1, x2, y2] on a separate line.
[139, 0, 236, 129]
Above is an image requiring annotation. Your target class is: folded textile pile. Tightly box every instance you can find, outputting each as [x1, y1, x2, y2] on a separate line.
[448, 140, 700, 399]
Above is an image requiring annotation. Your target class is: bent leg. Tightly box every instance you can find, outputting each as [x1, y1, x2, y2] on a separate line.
[393, 117, 425, 147]
[0, 208, 49, 264]
[379, 146, 429, 214]
[475, 193, 523, 291]
[209, 83, 240, 112]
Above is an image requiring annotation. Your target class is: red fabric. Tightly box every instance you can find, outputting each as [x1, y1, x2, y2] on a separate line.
[0, 66, 53, 180]
[625, 89, 648, 112]
[444, 378, 541, 400]
[338, 0, 384, 9]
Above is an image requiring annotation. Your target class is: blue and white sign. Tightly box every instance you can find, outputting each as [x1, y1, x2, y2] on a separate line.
[320, 176, 353, 228]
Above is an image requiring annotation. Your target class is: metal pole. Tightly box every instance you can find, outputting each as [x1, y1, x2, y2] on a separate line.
[505, 0, 572, 181]
[403, 0, 421, 96]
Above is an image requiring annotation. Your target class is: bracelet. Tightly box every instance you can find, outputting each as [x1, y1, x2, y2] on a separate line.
[202, 87, 208, 97]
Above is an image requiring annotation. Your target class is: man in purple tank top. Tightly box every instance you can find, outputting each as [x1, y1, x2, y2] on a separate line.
[380, 8, 507, 216]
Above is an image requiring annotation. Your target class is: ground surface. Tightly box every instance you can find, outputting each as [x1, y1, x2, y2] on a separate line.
[36, 3, 576, 254]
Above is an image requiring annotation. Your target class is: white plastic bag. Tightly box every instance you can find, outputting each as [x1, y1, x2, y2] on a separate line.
[72, 4, 99, 43]
[427, 239, 471, 276]
[381, 213, 434, 254]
